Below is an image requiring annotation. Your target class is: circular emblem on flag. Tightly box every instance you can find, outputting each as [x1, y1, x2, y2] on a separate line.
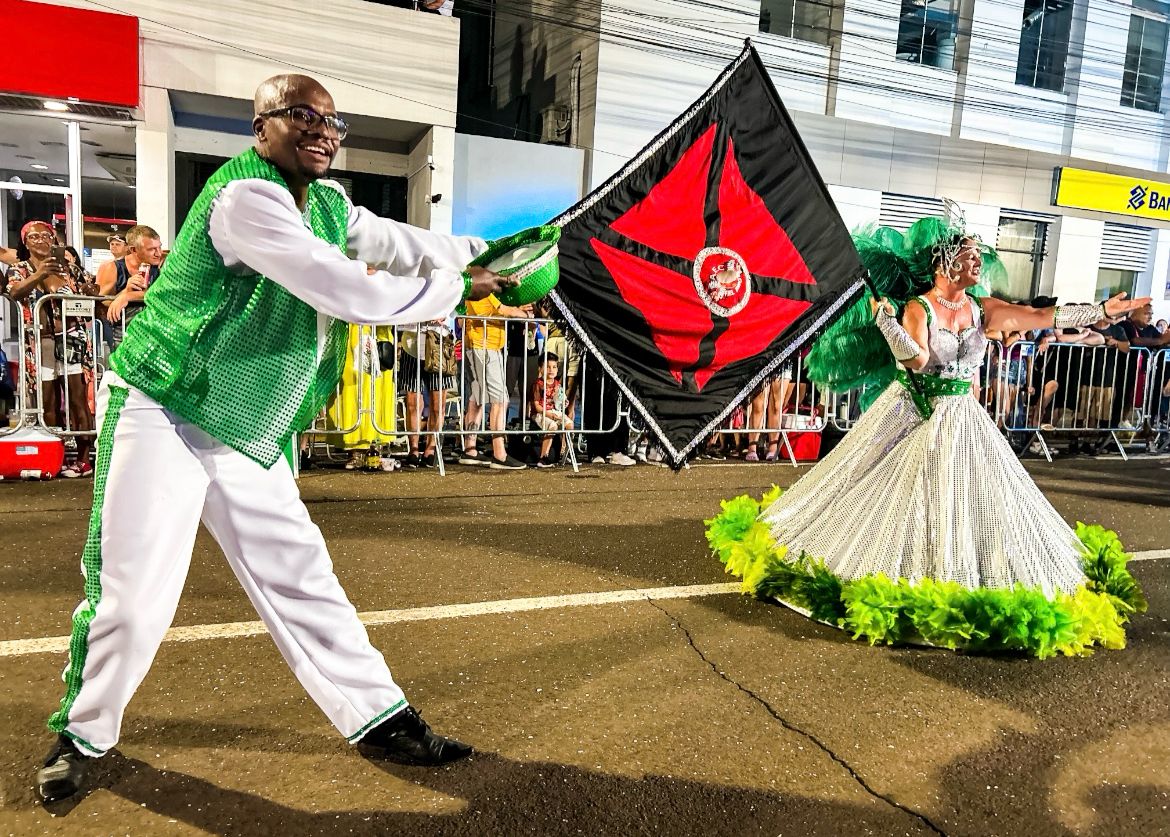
[692, 247, 751, 317]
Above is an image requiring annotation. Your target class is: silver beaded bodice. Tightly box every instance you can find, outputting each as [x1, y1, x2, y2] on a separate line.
[919, 295, 987, 381]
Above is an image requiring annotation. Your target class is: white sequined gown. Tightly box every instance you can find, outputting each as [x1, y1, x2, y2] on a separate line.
[759, 295, 1086, 596]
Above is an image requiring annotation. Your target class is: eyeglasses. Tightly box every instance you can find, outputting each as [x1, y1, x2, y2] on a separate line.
[260, 105, 348, 141]
[25, 232, 56, 243]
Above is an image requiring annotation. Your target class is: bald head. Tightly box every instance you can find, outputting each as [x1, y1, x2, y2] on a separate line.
[252, 74, 341, 195]
[254, 74, 332, 116]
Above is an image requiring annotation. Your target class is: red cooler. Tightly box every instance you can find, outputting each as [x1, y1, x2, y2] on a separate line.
[0, 428, 65, 480]
[779, 414, 823, 463]
[779, 431, 822, 463]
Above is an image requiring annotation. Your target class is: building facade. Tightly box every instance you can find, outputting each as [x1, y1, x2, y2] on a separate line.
[471, 0, 1170, 319]
[0, 0, 464, 252]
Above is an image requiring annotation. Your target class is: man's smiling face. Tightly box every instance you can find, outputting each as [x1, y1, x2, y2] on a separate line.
[253, 76, 341, 184]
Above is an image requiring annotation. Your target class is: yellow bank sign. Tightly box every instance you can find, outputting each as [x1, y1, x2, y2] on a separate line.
[1054, 167, 1170, 220]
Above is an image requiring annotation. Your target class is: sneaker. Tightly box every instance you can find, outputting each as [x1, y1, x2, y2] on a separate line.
[59, 466, 81, 479]
[489, 454, 527, 470]
[421, 452, 437, 469]
[607, 452, 637, 466]
[591, 456, 606, 465]
[403, 452, 421, 469]
[705, 448, 727, 461]
[356, 706, 472, 766]
[535, 455, 556, 469]
[75, 462, 93, 478]
[299, 450, 315, 471]
[458, 449, 489, 467]
[37, 734, 92, 803]
[744, 449, 759, 462]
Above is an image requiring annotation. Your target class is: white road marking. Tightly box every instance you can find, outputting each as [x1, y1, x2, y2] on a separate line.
[3, 548, 1166, 659]
[0, 582, 742, 658]
[1131, 549, 1170, 562]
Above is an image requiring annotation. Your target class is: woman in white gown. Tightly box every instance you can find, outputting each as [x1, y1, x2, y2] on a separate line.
[706, 217, 1149, 657]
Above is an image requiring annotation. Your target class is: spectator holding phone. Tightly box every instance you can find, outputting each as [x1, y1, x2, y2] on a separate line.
[2, 221, 99, 475]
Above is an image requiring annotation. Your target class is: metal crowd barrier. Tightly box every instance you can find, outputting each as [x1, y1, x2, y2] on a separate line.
[714, 351, 824, 467]
[987, 340, 1153, 462]
[819, 339, 1169, 464]
[1150, 348, 1170, 454]
[1, 293, 120, 440]
[7, 295, 1169, 476]
[300, 315, 626, 475]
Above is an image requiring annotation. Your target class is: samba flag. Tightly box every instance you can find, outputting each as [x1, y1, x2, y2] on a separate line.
[549, 41, 865, 467]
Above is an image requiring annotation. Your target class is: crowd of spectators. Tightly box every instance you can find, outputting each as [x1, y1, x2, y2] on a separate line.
[5, 221, 1170, 475]
[0, 222, 165, 477]
[980, 298, 1170, 455]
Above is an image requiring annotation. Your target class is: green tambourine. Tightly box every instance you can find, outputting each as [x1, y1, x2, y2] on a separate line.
[461, 225, 560, 308]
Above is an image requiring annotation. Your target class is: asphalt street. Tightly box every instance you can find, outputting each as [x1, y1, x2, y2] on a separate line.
[0, 455, 1167, 836]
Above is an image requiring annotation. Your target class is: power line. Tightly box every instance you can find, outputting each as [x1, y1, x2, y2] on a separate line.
[72, 0, 1170, 160]
[468, 0, 1170, 142]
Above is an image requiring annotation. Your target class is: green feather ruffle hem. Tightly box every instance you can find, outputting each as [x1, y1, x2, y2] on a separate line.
[705, 488, 1147, 658]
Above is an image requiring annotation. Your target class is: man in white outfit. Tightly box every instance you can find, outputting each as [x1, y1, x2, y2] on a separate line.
[36, 74, 515, 803]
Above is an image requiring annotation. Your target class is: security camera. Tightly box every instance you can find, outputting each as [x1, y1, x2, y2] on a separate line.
[429, 193, 442, 204]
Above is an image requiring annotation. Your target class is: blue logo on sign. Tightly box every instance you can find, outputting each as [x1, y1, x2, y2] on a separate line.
[1129, 185, 1148, 210]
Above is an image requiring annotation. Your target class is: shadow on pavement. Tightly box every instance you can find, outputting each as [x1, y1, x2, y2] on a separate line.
[43, 750, 938, 837]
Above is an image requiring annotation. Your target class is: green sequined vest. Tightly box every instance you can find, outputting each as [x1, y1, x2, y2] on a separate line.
[110, 148, 350, 467]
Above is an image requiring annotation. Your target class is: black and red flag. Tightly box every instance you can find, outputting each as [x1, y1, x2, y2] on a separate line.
[549, 41, 865, 467]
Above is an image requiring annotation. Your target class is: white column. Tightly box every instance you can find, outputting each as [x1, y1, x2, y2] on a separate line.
[826, 184, 881, 231]
[1144, 229, 1170, 323]
[67, 121, 83, 247]
[135, 85, 176, 246]
[1048, 216, 1105, 303]
[954, 202, 1000, 246]
[407, 126, 457, 234]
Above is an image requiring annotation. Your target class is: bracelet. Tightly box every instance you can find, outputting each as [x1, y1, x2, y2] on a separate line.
[1053, 302, 1105, 329]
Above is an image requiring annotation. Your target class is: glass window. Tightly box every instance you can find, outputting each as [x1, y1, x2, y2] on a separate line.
[896, 0, 959, 70]
[1016, 0, 1073, 91]
[996, 218, 1048, 301]
[1122, 0, 1170, 112]
[759, 0, 833, 46]
[1095, 268, 1137, 301]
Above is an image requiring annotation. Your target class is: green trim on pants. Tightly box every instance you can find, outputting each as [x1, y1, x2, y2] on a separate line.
[48, 384, 130, 736]
[347, 698, 408, 743]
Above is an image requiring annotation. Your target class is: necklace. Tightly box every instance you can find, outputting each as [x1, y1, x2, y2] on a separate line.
[934, 290, 967, 311]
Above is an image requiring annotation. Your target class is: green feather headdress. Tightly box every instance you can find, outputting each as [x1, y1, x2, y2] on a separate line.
[806, 211, 1006, 404]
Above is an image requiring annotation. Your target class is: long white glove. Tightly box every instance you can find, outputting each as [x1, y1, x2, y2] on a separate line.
[874, 302, 923, 363]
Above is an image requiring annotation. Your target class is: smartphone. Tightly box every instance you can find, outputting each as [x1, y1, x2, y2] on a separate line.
[49, 245, 67, 268]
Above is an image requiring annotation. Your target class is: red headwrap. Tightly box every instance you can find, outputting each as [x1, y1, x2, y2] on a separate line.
[20, 220, 54, 243]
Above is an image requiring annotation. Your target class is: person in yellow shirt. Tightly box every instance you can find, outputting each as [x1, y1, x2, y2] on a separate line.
[459, 295, 532, 469]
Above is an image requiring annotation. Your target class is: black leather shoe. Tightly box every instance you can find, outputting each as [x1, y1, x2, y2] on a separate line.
[356, 706, 472, 765]
[37, 734, 92, 803]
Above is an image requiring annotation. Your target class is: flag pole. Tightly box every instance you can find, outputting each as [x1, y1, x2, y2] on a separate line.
[858, 269, 931, 412]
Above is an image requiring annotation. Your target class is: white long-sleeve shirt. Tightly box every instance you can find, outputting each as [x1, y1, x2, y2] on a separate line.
[209, 178, 485, 326]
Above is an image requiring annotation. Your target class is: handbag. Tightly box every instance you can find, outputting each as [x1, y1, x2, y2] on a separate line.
[423, 329, 456, 377]
[376, 340, 396, 371]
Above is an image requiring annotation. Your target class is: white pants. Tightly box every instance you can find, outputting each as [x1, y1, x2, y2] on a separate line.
[49, 373, 406, 756]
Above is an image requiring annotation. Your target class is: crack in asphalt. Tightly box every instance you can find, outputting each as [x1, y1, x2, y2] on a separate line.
[647, 598, 949, 837]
